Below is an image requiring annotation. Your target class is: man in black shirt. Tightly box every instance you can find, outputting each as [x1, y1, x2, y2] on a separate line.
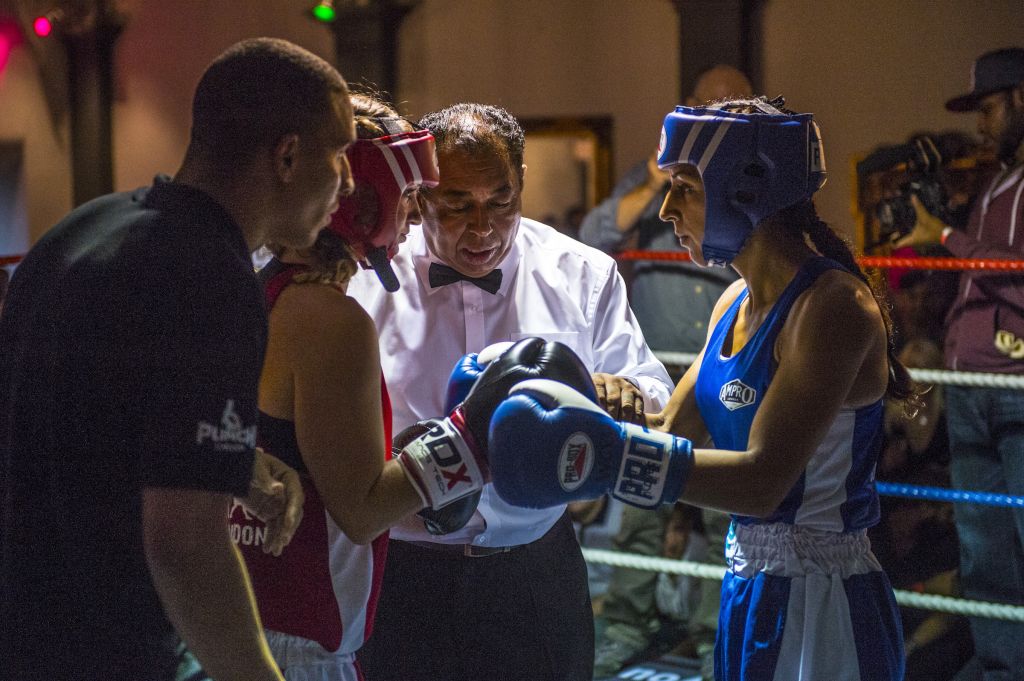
[0, 38, 355, 681]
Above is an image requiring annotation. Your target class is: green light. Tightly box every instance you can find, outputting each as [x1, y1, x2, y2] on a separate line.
[311, 2, 336, 22]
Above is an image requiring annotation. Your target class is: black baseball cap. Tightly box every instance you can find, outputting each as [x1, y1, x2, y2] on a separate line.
[946, 47, 1024, 112]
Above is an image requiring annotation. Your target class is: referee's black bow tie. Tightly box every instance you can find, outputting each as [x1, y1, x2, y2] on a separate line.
[427, 262, 503, 294]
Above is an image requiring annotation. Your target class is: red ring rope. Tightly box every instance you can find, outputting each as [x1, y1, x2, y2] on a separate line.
[616, 250, 1024, 271]
[4, 251, 1022, 271]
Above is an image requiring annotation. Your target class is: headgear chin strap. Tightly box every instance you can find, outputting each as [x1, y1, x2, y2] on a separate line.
[330, 124, 440, 291]
[656, 103, 827, 266]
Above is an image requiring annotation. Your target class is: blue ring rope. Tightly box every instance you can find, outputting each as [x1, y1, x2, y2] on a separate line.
[877, 482, 1024, 509]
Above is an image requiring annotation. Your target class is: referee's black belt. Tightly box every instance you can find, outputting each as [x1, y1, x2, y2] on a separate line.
[398, 512, 574, 559]
[404, 540, 522, 558]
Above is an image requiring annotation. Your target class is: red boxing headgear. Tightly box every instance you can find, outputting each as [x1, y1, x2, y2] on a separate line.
[329, 127, 440, 291]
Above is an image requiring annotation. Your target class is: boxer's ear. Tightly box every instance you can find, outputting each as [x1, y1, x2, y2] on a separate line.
[273, 134, 300, 182]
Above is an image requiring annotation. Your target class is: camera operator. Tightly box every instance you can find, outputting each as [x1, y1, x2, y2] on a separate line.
[896, 47, 1024, 681]
[857, 132, 980, 351]
[857, 130, 989, 249]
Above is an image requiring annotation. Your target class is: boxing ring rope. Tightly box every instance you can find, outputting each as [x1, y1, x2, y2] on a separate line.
[655, 351, 1024, 391]
[876, 482, 1024, 509]
[617, 250, 1024, 271]
[6, 250, 1023, 272]
[581, 549, 1024, 623]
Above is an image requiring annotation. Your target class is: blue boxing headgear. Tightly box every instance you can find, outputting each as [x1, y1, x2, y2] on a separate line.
[656, 100, 827, 266]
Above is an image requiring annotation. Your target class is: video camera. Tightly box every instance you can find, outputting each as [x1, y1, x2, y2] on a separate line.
[856, 136, 948, 245]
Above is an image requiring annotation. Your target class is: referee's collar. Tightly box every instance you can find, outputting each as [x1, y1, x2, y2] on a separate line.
[412, 224, 521, 298]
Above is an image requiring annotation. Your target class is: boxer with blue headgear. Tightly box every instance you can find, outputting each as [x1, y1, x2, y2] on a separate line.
[484, 95, 919, 681]
[329, 120, 440, 291]
[656, 97, 826, 266]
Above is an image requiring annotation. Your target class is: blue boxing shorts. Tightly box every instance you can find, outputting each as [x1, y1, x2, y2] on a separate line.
[716, 522, 904, 681]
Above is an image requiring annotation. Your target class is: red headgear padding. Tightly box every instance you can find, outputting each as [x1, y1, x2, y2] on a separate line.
[330, 127, 440, 291]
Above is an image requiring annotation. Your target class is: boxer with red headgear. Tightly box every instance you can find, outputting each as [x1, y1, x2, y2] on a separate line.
[329, 114, 439, 291]
[233, 94, 457, 681]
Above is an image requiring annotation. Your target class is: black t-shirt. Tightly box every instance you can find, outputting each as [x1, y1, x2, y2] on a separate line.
[0, 176, 266, 680]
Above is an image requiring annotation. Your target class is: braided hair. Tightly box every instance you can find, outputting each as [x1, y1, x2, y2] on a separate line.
[714, 96, 920, 406]
[770, 200, 919, 404]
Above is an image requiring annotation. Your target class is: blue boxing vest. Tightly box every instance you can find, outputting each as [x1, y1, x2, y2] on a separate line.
[695, 257, 883, 533]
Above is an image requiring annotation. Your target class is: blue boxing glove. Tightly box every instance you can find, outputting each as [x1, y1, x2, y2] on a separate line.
[488, 379, 693, 509]
[443, 341, 515, 414]
[416, 339, 596, 533]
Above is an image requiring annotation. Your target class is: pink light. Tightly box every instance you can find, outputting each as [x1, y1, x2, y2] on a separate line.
[33, 16, 52, 38]
[0, 35, 10, 73]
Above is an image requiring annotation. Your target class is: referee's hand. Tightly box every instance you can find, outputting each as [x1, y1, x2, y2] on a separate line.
[240, 448, 305, 556]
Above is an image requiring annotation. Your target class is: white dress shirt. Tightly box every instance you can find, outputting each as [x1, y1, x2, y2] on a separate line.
[348, 217, 673, 547]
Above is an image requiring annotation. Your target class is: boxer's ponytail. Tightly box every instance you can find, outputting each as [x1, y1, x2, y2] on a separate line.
[777, 200, 920, 407]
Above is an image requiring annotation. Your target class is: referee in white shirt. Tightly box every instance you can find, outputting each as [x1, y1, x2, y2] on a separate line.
[350, 103, 673, 681]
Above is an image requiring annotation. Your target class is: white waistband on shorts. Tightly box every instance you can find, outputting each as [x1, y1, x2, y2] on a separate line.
[726, 522, 882, 579]
[265, 630, 358, 681]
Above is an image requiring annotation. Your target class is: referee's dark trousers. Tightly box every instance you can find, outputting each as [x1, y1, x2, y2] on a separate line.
[358, 513, 593, 681]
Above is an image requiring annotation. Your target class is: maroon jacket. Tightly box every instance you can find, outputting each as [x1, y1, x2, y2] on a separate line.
[943, 163, 1024, 374]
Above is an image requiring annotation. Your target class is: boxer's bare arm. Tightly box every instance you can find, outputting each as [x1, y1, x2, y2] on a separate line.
[143, 488, 283, 681]
[262, 284, 422, 545]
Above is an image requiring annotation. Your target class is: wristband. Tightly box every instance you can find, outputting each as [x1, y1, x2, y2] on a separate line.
[612, 424, 692, 508]
[940, 226, 953, 245]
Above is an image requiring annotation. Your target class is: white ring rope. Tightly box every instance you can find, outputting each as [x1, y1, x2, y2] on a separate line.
[582, 548, 1024, 623]
[653, 351, 1024, 390]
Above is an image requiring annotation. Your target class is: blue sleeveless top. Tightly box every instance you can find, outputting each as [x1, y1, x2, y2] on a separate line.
[695, 257, 883, 532]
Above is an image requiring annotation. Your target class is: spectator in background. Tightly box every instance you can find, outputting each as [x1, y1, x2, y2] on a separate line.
[563, 204, 587, 240]
[582, 64, 752, 681]
[880, 339, 950, 480]
[870, 465, 972, 681]
[888, 262, 959, 351]
[897, 47, 1024, 681]
[874, 339, 970, 681]
[856, 130, 990, 352]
